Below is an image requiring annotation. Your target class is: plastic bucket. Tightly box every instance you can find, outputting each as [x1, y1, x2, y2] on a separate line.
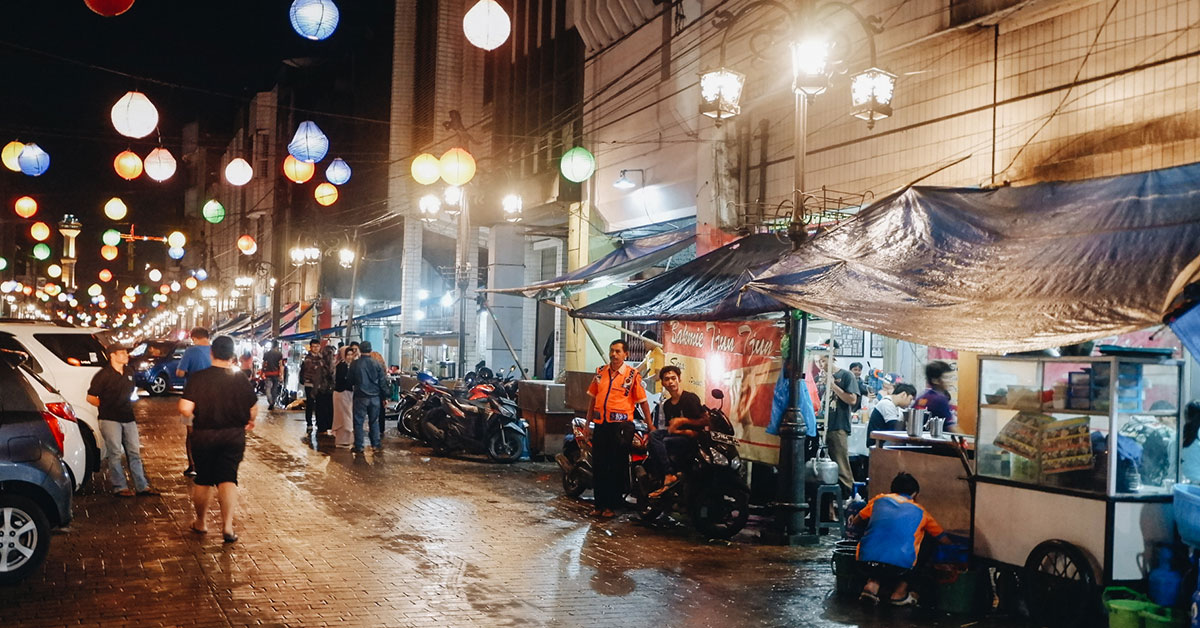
[831, 548, 862, 598]
[934, 567, 981, 615]
[1140, 606, 1186, 628]
[1103, 587, 1155, 628]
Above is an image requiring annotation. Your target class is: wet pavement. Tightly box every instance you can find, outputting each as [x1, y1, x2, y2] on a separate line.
[0, 396, 1029, 627]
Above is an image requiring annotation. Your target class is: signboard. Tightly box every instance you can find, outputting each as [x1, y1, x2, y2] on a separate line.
[661, 320, 784, 464]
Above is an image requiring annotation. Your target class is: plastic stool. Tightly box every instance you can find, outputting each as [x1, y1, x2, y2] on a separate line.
[815, 484, 846, 536]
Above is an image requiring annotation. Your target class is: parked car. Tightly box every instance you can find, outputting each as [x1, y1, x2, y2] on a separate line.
[0, 320, 111, 488]
[130, 340, 184, 396]
[18, 363, 88, 492]
[0, 348, 73, 585]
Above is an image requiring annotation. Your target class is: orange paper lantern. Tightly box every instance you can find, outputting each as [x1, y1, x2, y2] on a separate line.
[14, 196, 37, 218]
[439, 147, 476, 186]
[98, 269, 113, 282]
[237, 235, 257, 255]
[283, 155, 315, 183]
[114, 150, 143, 180]
[100, 245, 119, 260]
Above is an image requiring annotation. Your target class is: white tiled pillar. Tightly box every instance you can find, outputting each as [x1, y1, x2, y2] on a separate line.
[485, 224, 525, 372]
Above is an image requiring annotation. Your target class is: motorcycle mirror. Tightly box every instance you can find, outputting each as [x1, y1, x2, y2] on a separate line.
[712, 389, 724, 400]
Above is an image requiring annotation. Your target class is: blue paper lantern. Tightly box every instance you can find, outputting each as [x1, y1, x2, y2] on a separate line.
[288, 121, 329, 163]
[289, 0, 339, 41]
[17, 143, 50, 177]
[326, 157, 351, 185]
[168, 247, 185, 260]
[193, 269, 208, 281]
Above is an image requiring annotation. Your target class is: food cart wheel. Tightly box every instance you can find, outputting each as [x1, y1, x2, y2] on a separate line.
[1022, 540, 1097, 628]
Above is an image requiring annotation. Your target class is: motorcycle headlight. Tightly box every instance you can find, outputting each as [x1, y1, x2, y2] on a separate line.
[710, 450, 729, 467]
[137, 361, 151, 371]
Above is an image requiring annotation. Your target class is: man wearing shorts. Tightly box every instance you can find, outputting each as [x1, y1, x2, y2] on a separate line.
[176, 327, 212, 477]
[179, 336, 257, 544]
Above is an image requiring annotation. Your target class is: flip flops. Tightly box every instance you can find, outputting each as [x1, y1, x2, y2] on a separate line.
[858, 590, 879, 605]
[889, 592, 918, 607]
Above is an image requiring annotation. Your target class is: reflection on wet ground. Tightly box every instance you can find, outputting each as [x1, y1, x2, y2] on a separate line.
[0, 397, 1025, 627]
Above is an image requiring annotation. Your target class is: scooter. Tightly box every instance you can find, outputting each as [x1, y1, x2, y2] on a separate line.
[556, 413, 651, 499]
[400, 371, 442, 439]
[632, 389, 751, 540]
[420, 384, 527, 462]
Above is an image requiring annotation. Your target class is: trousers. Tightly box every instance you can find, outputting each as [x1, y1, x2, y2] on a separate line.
[592, 421, 633, 511]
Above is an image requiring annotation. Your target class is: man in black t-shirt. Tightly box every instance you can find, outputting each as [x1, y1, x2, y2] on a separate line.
[648, 366, 708, 496]
[819, 355, 860, 497]
[87, 342, 157, 497]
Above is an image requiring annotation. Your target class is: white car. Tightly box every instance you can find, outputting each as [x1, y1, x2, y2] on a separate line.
[0, 321, 110, 488]
[18, 363, 90, 491]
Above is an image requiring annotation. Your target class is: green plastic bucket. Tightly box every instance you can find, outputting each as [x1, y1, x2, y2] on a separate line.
[831, 547, 862, 598]
[935, 567, 981, 615]
[1140, 606, 1186, 628]
[1103, 587, 1155, 628]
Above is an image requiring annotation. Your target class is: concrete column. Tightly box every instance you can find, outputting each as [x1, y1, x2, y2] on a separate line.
[399, 217, 424, 334]
[485, 224, 525, 372]
[521, 240, 540, 376]
[456, 223, 480, 372]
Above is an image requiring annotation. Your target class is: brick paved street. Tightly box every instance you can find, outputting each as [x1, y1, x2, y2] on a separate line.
[0, 397, 1027, 627]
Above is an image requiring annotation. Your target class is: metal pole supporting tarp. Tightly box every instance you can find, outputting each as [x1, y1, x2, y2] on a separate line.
[479, 298, 526, 377]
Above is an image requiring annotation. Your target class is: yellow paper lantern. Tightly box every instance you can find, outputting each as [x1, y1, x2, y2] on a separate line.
[185, 277, 198, 290]
[166, 231, 187, 248]
[439, 147, 476, 186]
[410, 153, 441, 185]
[104, 197, 128, 221]
[30, 221, 50, 241]
[114, 150, 143, 180]
[100, 245, 119, 261]
[98, 269, 113, 282]
[2, 141, 23, 172]
[14, 196, 37, 218]
[314, 182, 339, 206]
[283, 155, 315, 183]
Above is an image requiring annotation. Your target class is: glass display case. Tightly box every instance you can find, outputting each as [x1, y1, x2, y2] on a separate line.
[976, 355, 1183, 498]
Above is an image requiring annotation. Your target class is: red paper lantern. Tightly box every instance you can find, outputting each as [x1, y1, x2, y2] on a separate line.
[98, 269, 113, 282]
[84, 0, 136, 16]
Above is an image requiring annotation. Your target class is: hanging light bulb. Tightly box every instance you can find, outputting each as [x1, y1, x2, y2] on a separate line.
[98, 269, 113, 282]
[439, 148, 476, 186]
[168, 247, 185, 260]
[224, 158, 253, 186]
[463, 0, 511, 51]
[237, 235, 258, 255]
[47, 264, 62, 278]
[102, 229, 122, 247]
[288, 121, 329, 163]
[289, 0, 340, 41]
[100, 245, 119, 261]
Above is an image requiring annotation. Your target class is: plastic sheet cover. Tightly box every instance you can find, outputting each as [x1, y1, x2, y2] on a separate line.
[746, 162, 1200, 353]
[573, 233, 793, 320]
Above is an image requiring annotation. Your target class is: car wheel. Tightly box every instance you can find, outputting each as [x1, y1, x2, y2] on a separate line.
[0, 495, 51, 585]
[78, 424, 100, 484]
[149, 374, 169, 396]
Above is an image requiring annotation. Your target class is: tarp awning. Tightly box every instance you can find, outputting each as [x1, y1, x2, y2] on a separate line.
[487, 222, 696, 298]
[572, 233, 794, 321]
[746, 162, 1200, 353]
[278, 325, 345, 342]
[355, 304, 402, 320]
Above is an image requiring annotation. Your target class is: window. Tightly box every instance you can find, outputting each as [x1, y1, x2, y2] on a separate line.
[0, 361, 41, 414]
[33, 333, 109, 367]
[0, 333, 43, 373]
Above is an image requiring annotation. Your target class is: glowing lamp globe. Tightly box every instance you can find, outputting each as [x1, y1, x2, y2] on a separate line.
[147, 269, 162, 282]
[439, 148, 476, 186]
[14, 196, 37, 218]
[110, 91, 158, 139]
[166, 231, 186, 248]
[47, 264, 62, 278]
[185, 277, 198, 290]
[201, 199, 226, 224]
[288, 121, 329, 163]
[102, 229, 122, 247]
[559, 146, 596, 183]
[144, 147, 176, 181]
[2, 141, 23, 172]
[87, 284, 103, 297]
[158, 284, 170, 295]
[168, 247, 185, 260]
[114, 150, 143, 180]
[100, 245, 119, 261]
[237, 235, 257, 256]
[170, 281, 180, 292]
[32, 243, 51, 261]
[30, 222, 50, 241]
[104, 197, 127, 221]
[283, 155, 315, 183]
[224, 158, 253, 186]
[98, 269, 113, 282]
[314, 182, 339, 206]
[18, 144, 50, 176]
[0, 258, 6, 271]
[289, 0, 340, 41]
[463, 0, 511, 51]
[326, 158, 351, 185]
[85, 0, 136, 17]
[194, 268, 208, 281]
[411, 153, 441, 185]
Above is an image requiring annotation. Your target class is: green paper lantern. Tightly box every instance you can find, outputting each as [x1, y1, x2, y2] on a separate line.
[32, 243, 51, 260]
[202, 199, 226, 224]
[0, 257, 6, 271]
[559, 146, 596, 183]
[102, 229, 122, 247]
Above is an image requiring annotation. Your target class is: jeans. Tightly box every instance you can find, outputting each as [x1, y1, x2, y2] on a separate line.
[353, 395, 382, 449]
[100, 420, 149, 492]
[266, 375, 282, 408]
[648, 429, 695, 477]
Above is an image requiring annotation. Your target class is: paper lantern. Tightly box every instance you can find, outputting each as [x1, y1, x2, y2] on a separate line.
[102, 229, 122, 247]
[201, 199, 225, 224]
[170, 281, 180, 292]
[237, 235, 257, 255]
[559, 146, 596, 183]
[194, 268, 208, 281]
[14, 196, 37, 218]
[143, 147, 176, 181]
[314, 182, 338, 206]
[288, 121, 329, 163]
[18, 144, 50, 176]
[104, 197, 127, 220]
[185, 277, 198, 290]
[0, 258, 6, 271]
[114, 150, 143, 180]
[32, 243, 51, 260]
[47, 264, 62, 278]
[168, 247, 185, 260]
[111, 91, 158, 139]
[326, 157, 351, 185]
[439, 148, 476, 186]
[87, 284, 102, 297]
[100, 245, 119, 261]
[85, 0, 136, 17]
[148, 268, 162, 282]
[224, 158, 252, 185]
[2, 141, 23, 172]
[283, 155, 315, 183]
[166, 231, 186, 248]
[30, 222, 50, 241]
[463, 0, 511, 51]
[289, 0, 340, 41]
[98, 269, 113, 282]
[411, 153, 441, 185]
[158, 284, 170, 295]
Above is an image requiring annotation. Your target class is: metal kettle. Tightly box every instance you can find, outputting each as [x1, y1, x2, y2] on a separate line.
[806, 447, 841, 485]
[904, 408, 928, 437]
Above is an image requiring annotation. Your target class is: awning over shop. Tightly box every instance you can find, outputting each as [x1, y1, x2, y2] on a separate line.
[355, 304, 402, 320]
[487, 221, 697, 298]
[572, 233, 793, 321]
[277, 325, 345, 342]
[747, 162, 1200, 353]
[230, 303, 303, 339]
[211, 313, 248, 335]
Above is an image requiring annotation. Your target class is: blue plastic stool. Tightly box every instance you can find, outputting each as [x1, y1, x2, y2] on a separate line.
[815, 484, 846, 536]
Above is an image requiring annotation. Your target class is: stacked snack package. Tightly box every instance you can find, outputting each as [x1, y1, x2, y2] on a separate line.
[993, 412, 1093, 474]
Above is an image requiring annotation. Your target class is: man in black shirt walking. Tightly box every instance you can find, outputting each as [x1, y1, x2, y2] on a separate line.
[87, 342, 157, 497]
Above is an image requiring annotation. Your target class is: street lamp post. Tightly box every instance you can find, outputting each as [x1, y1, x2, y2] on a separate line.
[701, 0, 895, 545]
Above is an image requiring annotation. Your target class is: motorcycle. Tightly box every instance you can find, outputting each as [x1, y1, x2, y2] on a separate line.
[555, 413, 651, 499]
[420, 381, 527, 462]
[632, 389, 751, 540]
[399, 371, 442, 439]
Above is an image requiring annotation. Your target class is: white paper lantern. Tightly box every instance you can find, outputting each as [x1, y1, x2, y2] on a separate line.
[144, 147, 177, 182]
[325, 157, 351, 185]
[288, 121, 329, 163]
[289, 0, 340, 41]
[111, 91, 159, 139]
[463, 0, 511, 51]
[224, 158, 253, 186]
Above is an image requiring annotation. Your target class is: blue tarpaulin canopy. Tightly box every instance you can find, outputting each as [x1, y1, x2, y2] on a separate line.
[747, 162, 1200, 353]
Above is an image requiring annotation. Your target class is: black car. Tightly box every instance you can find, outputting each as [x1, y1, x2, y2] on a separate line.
[0, 348, 73, 584]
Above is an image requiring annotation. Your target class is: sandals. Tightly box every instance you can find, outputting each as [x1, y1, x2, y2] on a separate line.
[858, 590, 879, 605]
[889, 592, 918, 607]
